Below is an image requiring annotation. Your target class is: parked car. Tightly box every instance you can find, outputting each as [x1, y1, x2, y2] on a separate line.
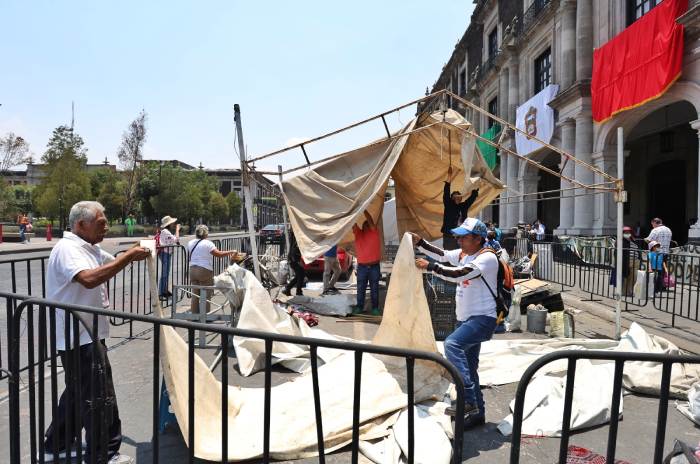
[303, 247, 354, 279]
[260, 224, 285, 244]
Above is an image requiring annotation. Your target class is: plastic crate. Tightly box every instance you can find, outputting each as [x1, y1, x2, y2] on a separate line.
[423, 274, 457, 298]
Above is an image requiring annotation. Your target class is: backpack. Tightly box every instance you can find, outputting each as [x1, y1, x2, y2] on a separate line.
[477, 247, 514, 323]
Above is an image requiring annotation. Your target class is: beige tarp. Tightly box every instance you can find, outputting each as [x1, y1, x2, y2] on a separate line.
[282, 109, 505, 262]
[145, 234, 452, 462]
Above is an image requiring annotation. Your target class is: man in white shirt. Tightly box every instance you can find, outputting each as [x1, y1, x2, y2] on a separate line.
[411, 217, 498, 429]
[645, 217, 673, 254]
[534, 219, 546, 241]
[43, 201, 150, 464]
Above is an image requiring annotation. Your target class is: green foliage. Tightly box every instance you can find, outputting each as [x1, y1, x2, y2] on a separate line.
[34, 126, 91, 222]
[226, 191, 242, 224]
[206, 191, 228, 224]
[90, 169, 127, 222]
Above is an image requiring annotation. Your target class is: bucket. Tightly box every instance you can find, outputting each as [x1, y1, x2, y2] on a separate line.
[526, 304, 547, 334]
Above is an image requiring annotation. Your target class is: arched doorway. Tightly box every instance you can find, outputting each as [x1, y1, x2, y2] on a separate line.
[536, 152, 560, 234]
[624, 101, 698, 243]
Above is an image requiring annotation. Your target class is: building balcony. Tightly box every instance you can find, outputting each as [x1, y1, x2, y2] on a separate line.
[522, 0, 553, 34]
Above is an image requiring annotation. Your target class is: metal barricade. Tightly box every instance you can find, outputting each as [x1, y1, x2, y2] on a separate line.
[5, 293, 467, 464]
[509, 350, 700, 464]
[652, 251, 700, 326]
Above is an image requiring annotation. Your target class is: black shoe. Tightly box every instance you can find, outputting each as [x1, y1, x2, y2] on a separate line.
[282, 288, 292, 297]
[445, 402, 479, 417]
[296, 290, 304, 296]
[463, 414, 486, 429]
[328, 287, 340, 294]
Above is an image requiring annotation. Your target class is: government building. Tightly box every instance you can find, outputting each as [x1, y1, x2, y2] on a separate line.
[426, 0, 700, 243]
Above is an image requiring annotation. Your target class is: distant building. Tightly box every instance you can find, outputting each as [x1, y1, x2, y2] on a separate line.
[424, 0, 700, 243]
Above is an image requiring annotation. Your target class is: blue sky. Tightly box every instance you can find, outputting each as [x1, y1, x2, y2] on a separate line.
[1, 1, 474, 175]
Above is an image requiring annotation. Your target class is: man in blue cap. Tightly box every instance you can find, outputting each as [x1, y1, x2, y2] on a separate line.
[411, 217, 498, 428]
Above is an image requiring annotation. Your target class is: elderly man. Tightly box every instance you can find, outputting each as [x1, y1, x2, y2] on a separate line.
[411, 217, 498, 429]
[645, 217, 673, 255]
[43, 201, 150, 464]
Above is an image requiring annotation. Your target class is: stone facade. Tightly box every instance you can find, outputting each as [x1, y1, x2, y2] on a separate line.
[427, 0, 700, 243]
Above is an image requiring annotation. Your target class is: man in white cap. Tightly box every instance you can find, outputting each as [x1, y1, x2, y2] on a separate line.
[157, 215, 180, 299]
[411, 217, 498, 429]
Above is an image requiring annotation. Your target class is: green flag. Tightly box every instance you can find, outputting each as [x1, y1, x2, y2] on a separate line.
[476, 123, 501, 170]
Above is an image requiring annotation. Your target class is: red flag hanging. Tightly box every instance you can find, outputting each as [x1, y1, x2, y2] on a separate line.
[591, 0, 688, 123]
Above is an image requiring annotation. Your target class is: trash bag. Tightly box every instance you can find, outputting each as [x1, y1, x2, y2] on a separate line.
[664, 271, 677, 289]
[633, 270, 654, 301]
[506, 285, 523, 332]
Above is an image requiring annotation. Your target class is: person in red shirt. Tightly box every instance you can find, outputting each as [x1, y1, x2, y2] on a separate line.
[352, 211, 382, 315]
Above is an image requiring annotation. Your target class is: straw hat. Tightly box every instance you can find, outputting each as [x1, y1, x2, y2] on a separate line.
[160, 215, 177, 229]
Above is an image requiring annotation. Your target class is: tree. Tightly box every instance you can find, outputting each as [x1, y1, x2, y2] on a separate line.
[117, 110, 147, 220]
[0, 133, 30, 173]
[90, 168, 126, 221]
[35, 126, 90, 226]
[226, 192, 242, 225]
[206, 191, 228, 224]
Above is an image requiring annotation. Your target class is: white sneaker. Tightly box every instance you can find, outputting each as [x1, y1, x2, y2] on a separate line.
[108, 454, 134, 464]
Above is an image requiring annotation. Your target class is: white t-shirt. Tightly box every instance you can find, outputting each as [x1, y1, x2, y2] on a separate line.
[430, 248, 499, 321]
[188, 238, 217, 271]
[46, 232, 115, 350]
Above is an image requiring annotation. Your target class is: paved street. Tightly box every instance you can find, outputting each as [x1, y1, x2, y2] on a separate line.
[1, 271, 698, 463]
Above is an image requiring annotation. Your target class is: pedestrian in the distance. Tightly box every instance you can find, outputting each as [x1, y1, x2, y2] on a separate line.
[187, 224, 238, 313]
[352, 210, 382, 315]
[157, 215, 180, 299]
[322, 244, 342, 295]
[282, 232, 306, 297]
[125, 213, 136, 237]
[645, 217, 673, 254]
[485, 230, 501, 251]
[441, 166, 479, 250]
[42, 201, 151, 463]
[17, 212, 29, 244]
[648, 241, 668, 294]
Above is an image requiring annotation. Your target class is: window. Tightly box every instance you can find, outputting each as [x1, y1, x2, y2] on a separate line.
[488, 28, 498, 62]
[534, 48, 552, 93]
[627, 0, 660, 25]
[459, 68, 467, 95]
[488, 97, 498, 128]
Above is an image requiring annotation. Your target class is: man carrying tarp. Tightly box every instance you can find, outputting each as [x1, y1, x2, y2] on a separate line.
[411, 217, 498, 429]
[442, 166, 479, 250]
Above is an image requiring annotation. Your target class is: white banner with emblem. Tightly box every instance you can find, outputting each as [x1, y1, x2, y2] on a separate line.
[515, 84, 559, 156]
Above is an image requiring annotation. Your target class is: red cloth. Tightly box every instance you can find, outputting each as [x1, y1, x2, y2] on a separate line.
[353, 225, 381, 264]
[591, 0, 687, 123]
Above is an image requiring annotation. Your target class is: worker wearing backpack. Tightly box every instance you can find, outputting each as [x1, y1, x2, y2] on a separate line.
[411, 217, 500, 429]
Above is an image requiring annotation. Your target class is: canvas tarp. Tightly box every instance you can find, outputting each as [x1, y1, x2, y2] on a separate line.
[145, 234, 454, 462]
[282, 109, 505, 262]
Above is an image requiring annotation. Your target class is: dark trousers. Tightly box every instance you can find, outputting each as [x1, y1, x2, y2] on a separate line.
[356, 263, 380, 309]
[286, 260, 306, 294]
[44, 341, 122, 463]
[653, 269, 665, 293]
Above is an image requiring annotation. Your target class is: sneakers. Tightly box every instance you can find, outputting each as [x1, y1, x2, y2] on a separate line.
[370, 308, 381, 316]
[463, 414, 486, 429]
[281, 288, 292, 297]
[350, 305, 364, 315]
[107, 453, 134, 464]
[445, 401, 479, 418]
[322, 287, 340, 295]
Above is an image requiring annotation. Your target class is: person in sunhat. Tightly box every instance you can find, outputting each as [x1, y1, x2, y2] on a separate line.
[410, 217, 498, 429]
[158, 215, 180, 299]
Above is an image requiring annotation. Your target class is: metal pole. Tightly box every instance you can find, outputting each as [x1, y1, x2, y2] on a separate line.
[278, 165, 291, 256]
[615, 127, 625, 340]
[234, 104, 261, 279]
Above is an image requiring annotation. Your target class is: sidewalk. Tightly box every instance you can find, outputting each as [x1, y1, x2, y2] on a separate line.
[0, 230, 248, 256]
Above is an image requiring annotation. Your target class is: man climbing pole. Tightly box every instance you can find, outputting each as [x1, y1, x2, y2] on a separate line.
[442, 166, 479, 250]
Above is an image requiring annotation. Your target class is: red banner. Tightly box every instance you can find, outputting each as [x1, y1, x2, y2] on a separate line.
[591, 0, 687, 123]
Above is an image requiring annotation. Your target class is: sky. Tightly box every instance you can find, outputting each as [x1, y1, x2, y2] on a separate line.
[1, 1, 474, 176]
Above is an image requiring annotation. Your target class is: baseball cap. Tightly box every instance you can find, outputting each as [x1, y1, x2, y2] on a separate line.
[451, 218, 488, 237]
[648, 240, 660, 250]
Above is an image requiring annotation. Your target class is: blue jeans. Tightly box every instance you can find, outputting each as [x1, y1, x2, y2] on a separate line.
[356, 263, 380, 309]
[444, 315, 497, 416]
[19, 224, 26, 242]
[159, 252, 171, 296]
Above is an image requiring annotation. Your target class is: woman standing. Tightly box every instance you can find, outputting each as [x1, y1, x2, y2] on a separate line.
[187, 225, 238, 313]
[158, 215, 180, 299]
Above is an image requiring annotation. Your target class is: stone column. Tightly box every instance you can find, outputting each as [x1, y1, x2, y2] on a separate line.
[506, 141, 520, 229]
[555, 119, 576, 233]
[592, 149, 617, 234]
[499, 68, 509, 121]
[499, 152, 509, 227]
[688, 120, 700, 242]
[508, 58, 519, 122]
[559, 0, 577, 89]
[572, 113, 594, 233]
[576, 0, 593, 81]
[519, 161, 538, 224]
